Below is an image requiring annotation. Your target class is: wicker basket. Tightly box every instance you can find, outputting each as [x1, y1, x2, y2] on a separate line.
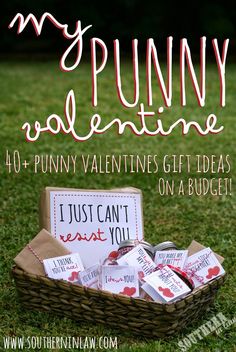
[12, 266, 226, 338]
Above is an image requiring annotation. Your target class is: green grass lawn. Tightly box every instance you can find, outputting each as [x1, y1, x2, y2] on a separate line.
[0, 60, 235, 352]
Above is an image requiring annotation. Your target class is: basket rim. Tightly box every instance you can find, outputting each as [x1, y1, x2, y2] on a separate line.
[11, 265, 227, 310]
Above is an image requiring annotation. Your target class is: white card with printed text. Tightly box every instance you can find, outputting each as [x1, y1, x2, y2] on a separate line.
[117, 244, 156, 279]
[100, 265, 139, 297]
[50, 190, 143, 267]
[154, 250, 188, 269]
[79, 264, 99, 289]
[43, 253, 84, 283]
[143, 266, 191, 302]
[184, 247, 225, 288]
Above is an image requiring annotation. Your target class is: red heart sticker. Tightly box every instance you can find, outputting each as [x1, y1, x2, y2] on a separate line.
[108, 251, 119, 259]
[68, 271, 79, 281]
[206, 266, 220, 280]
[119, 286, 136, 297]
[158, 286, 174, 298]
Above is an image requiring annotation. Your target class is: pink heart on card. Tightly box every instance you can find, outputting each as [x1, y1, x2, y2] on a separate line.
[68, 271, 79, 281]
[158, 286, 174, 298]
[119, 287, 136, 297]
[206, 266, 220, 279]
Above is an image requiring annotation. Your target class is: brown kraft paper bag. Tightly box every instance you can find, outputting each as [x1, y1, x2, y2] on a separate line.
[14, 228, 70, 276]
[187, 239, 224, 264]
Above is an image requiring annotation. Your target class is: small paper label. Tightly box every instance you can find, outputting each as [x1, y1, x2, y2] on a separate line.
[154, 250, 188, 269]
[79, 264, 99, 289]
[101, 265, 139, 297]
[184, 247, 225, 288]
[43, 253, 84, 283]
[117, 244, 156, 279]
[144, 266, 191, 302]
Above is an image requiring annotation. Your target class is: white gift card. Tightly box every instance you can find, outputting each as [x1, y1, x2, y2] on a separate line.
[79, 264, 99, 289]
[117, 244, 156, 279]
[101, 265, 139, 297]
[43, 253, 84, 283]
[141, 283, 164, 302]
[49, 190, 144, 267]
[184, 247, 225, 288]
[154, 250, 188, 270]
[144, 266, 191, 302]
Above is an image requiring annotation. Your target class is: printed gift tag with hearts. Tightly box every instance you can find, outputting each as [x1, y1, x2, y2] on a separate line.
[117, 244, 156, 279]
[43, 253, 84, 283]
[154, 250, 188, 269]
[184, 247, 225, 288]
[100, 265, 139, 297]
[141, 282, 164, 302]
[79, 264, 99, 289]
[143, 266, 191, 302]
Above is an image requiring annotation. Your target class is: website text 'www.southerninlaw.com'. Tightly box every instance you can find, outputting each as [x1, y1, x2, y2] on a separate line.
[2, 336, 118, 350]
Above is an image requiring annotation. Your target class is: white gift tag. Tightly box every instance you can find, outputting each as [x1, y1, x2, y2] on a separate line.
[79, 264, 99, 289]
[101, 265, 139, 297]
[117, 244, 156, 279]
[154, 250, 188, 270]
[43, 253, 84, 283]
[143, 266, 191, 302]
[141, 283, 164, 302]
[184, 247, 225, 288]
